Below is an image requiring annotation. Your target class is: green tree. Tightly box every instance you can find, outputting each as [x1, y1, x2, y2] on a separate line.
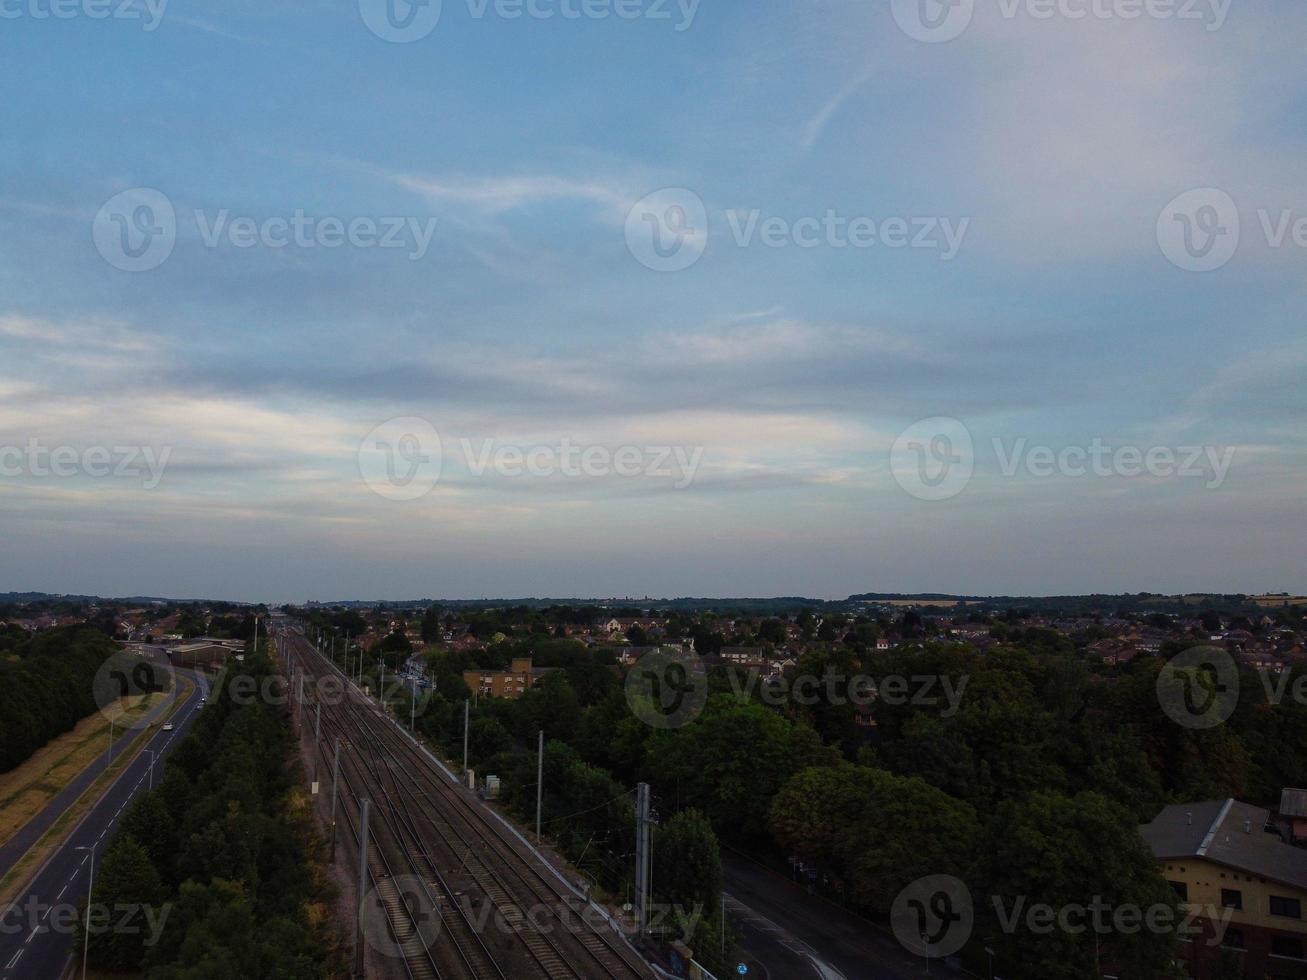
[83, 836, 167, 971]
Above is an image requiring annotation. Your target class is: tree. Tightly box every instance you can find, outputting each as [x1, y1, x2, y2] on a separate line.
[977, 791, 1179, 980]
[83, 836, 167, 970]
[769, 764, 980, 911]
[420, 605, 442, 643]
[653, 809, 722, 915]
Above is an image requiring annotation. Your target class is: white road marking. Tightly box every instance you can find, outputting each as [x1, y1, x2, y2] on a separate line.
[6, 948, 22, 969]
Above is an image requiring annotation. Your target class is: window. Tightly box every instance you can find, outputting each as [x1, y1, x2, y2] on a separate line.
[1222, 928, 1245, 950]
[1270, 896, 1302, 919]
[1221, 888, 1243, 910]
[1169, 881, 1189, 901]
[1270, 935, 1304, 960]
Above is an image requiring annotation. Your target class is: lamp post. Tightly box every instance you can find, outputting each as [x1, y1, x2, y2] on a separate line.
[76, 843, 96, 980]
[145, 749, 156, 790]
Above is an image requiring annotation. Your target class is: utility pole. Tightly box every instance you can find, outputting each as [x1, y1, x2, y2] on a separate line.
[329, 738, 341, 861]
[634, 783, 651, 935]
[462, 700, 470, 776]
[354, 799, 370, 979]
[410, 689, 415, 731]
[315, 700, 322, 741]
[536, 730, 544, 843]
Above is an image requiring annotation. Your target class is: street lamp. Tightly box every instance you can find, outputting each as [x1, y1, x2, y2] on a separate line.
[145, 749, 156, 791]
[75, 843, 96, 980]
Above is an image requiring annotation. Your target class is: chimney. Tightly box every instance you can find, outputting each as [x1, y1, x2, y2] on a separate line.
[1187, 811, 1193, 826]
[1244, 819, 1252, 834]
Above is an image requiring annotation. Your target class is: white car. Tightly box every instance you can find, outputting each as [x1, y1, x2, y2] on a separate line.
[163, 723, 174, 731]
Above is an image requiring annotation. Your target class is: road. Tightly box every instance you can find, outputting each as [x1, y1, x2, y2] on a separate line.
[0, 649, 191, 882]
[724, 856, 952, 980]
[0, 667, 206, 980]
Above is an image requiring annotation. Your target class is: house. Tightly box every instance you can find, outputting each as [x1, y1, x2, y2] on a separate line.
[462, 657, 553, 700]
[1281, 790, 1307, 845]
[1140, 799, 1307, 979]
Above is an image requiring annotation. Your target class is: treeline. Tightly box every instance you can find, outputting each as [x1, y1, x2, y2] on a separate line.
[81, 647, 344, 978]
[0, 626, 115, 772]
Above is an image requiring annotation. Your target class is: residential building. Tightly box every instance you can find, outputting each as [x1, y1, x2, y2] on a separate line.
[1140, 799, 1307, 979]
[463, 657, 549, 700]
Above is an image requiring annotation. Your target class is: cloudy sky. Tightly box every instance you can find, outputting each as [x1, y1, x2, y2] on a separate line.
[1, 0, 1304, 602]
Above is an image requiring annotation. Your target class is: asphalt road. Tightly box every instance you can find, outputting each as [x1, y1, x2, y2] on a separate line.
[725, 856, 953, 980]
[0, 649, 189, 882]
[0, 667, 206, 980]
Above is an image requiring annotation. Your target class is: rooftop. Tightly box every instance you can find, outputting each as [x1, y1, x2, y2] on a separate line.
[1140, 799, 1307, 891]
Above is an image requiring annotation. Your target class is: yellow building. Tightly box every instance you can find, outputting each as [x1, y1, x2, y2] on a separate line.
[463, 657, 543, 700]
[1141, 799, 1307, 979]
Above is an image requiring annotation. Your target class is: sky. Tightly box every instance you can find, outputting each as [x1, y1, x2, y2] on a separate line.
[1, 0, 1304, 603]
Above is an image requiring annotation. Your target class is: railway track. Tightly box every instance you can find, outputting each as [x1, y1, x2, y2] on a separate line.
[282, 629, 656, 980]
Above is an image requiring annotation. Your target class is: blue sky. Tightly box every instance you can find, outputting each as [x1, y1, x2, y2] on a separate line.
[1, 0, 1304, 602]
